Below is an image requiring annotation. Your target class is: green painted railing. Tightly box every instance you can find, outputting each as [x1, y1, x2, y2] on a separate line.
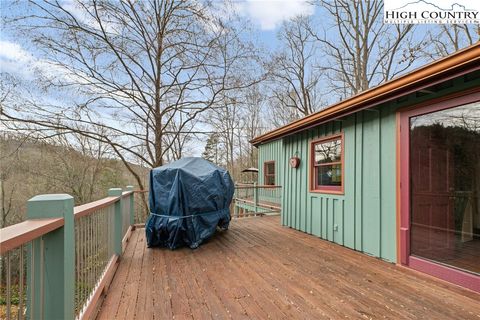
[233, 184, 282, 218]
[0, 186, 139, 320]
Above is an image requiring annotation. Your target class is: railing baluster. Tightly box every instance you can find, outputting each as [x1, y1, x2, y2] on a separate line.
[29, 241, 34, 320]
[87, 214, 90, 301]
[233, 184, 282, 217]
[19, 246, 24, 320]
[1, 190, 135, 320]
[6, 251, 11, 319]
[89, 213, 93, 298]
[71, 190, 129, 319]
[86, 214, 89, 303]
[105, 207, 108, 265]
[81, 216, 84, 310]
[82, 216, 86, 310]
[74, 215, 78, 314]
[39, 237, 44, 320]
[90, 213, 93, 295]
[94, 211, 98, 290]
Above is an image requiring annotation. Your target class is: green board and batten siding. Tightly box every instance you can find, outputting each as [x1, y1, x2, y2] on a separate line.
[257, 139, 283, 187]
[275, 109, 396, 262]
[257, 74, 480, 263]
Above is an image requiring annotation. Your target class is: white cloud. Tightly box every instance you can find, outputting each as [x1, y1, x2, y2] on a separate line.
[0, 40, 37, 78]
[235, 0, 315, 30]
[0, 39, 89, 88]
[0, 40, 64, 80]
[62, 0, 120, 34]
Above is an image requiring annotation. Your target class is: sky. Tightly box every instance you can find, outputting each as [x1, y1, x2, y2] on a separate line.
[0, 0, 318, 157]
[235, 0, 315, 48]
[0, 0, 316, 68]
[0, 0, 475, 158]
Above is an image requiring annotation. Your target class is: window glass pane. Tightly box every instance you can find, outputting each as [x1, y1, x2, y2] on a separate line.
[314, 139, 342, 164]
[317, 164, 342, 186]
[265, 175, 275, 186]
[265, 162, 275, 174]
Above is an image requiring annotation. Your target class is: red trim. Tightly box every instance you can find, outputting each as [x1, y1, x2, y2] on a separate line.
[74, 196, 120, 219]
[121, 225, 135, 253]
[309, 133, 345, 195]
[398, 90, 480, 292]
[263, 161, 276, 186]
[396, 111, 402, 264]
[409, 256, 480, 292]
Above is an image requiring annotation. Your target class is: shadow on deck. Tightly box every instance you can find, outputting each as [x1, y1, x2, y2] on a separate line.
[96, 216, 479, 319]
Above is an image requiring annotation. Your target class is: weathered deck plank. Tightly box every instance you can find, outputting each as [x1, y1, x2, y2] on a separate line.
[97, 216, 479, 320]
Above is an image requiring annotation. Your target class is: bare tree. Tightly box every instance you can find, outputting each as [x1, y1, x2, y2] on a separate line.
[423, 25, 480, 59]
[162, 113, 199, 162]
[310, 0, 418, 98]
[1, 0, 259, 192]
[202, 82, 265, 182]
[241, 84, 264, 168]
[206, 96, 242, 178]
[40, 132, 126, 204]
[268, 15, 321, 124]
[0, 168, 17, 229]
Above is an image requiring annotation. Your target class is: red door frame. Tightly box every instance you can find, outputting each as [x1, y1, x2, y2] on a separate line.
[398, 89, 480, 293]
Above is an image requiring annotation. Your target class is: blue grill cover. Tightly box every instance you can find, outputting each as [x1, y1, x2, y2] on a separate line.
[145, 157, 233, 249]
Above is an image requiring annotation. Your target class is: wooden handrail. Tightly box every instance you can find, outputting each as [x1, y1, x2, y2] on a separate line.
[0, 218, 64, 254]
[235, 185, 282, 189]
[74, 196, 119, 219]
[121, 190, 134, 198]
[234, 198, 281, 211]
[0, 192, 135, 254]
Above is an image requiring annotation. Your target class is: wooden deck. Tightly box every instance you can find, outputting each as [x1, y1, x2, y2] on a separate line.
[96, 216, 480, 320]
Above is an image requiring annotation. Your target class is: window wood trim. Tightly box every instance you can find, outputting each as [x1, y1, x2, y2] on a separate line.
[309, 133, 345, 194]
[264, 161, 276, 186]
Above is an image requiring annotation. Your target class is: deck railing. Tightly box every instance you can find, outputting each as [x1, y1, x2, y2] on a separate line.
[0, 186, 139, 320]
[233, 184, 282, 217]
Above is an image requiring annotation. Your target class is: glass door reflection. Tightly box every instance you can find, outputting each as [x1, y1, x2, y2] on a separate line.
[410, 102, 480, 275]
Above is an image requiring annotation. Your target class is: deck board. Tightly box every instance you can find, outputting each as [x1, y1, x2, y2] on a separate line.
[97, 216, 479, 320]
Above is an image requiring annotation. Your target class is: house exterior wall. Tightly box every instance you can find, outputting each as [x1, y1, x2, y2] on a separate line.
[257, 73, 480, 263]
[257, 139, 283, 204]
[279, 107, 397, 262]
[258, 139, 283, 186]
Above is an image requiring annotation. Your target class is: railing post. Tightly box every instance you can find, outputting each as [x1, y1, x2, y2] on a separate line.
[126, 185, 135, 226]
[108, 188, 123, 256]
[26, 194, 75, 320]
[253, 182, 258, 213]
[233, 201, 239, 218]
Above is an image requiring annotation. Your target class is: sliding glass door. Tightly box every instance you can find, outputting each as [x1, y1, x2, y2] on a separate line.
[409, 102, 480, 275]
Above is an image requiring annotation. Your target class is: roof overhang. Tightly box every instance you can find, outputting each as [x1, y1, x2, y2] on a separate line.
[252, 43, 480, 147]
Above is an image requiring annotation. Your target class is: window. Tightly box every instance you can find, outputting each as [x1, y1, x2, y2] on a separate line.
[311, 134, 344, 193]
[264, 161, 275, 186]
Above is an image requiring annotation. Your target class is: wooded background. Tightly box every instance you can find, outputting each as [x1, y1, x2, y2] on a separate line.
[1, 0, 479, 227]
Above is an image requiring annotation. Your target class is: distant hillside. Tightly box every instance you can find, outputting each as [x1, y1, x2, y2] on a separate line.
[0, 132, 148, 227]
